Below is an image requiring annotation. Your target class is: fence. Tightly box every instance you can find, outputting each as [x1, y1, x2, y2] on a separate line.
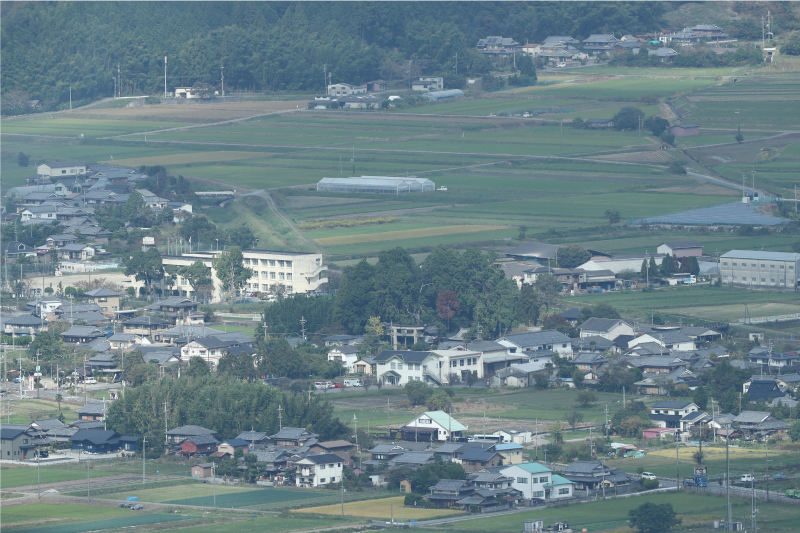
[216, 313, 263, 322]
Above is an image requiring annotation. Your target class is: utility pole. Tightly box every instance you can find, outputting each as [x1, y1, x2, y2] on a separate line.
[220, 63, 225, 97]
[142, 436, 146, 486]
[387, 397, 391, 437]
[277, 404, 283, 430]
[751, 167, 756, 196]
[323, 64, 327, 94]
[118, 62, 121, 98]
[454, 52, 458, 76]
[352, 145, 355, 177]
[69, 86, 72, 112]
[164, 401, 168, 443]
[213, 462, 216, 508]
[300, 316, 307, 342]
[604, 405, 609, 438]
[560, 120, 563, 156]
[164, 56, 167, 98]
[726, 422, 732, 531]
[675, 429, 680, 490]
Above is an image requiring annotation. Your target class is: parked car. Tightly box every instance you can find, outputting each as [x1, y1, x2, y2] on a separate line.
[85, 378, 97, 385]
[119, 502, 133, 508]
[641, 472, 657, 480]
[774, 472, 787, 480]
[557, 62, 567, 68]
[131, 504, 144, 511]
[314, 382, 330, 390]
[741, 474, 754, 482]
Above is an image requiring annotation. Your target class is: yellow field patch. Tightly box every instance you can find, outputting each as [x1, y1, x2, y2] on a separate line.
[314, 225, 509, 246]
[647, 446, 785, 461]
[103, 151, 270, 167]
[293, 496, 465, 520]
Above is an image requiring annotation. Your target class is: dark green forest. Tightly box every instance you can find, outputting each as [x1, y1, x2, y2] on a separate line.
[1, 1, 669, 108]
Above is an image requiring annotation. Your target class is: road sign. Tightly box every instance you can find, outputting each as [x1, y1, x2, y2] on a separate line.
[28, 376, 35, 392]
[695, 466, 707, 476]
[36, 366, 40, 372]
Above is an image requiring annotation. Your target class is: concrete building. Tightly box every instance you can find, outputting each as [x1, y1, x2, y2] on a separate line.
[431, 349, 484, 382]
[412, 76, 444, 91]
[501, 462, 574, 501]
[670, 123, 700, 137]
[372, 350, 442, 386]
[720, 250, 800, 290]
[163, 249, 327, 302]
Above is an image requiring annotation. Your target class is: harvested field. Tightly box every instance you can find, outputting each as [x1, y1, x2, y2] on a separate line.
[591, 150, 674, 162]
[74, 100, 309, 122]
[313, 225, 509, 245]
[105, 151, 272, 167]
[653, 184, 739, 196]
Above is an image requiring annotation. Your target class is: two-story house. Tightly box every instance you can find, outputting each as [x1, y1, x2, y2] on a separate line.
[83, 288, 121, 313]
[648, 401, 700, 431]
[327, 345, 361, 371]
[501, 462, 574, 501]
[295, 454, 343, 487]
[431, 349, 483, 383]
[270, 427, 318, 447]
[165, 425, 217, 446]
[122, 316, 171, 342]
[373, 350, 442, 386]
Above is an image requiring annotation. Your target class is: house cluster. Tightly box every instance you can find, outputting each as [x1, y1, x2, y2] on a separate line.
[646, 400, 790, 442]
[309, 77, 449, 110]
[0, 407, 137, 462]
[2, 161, 193, 277]
[502, 240, 710, 294]
[478, 24, 732, 67]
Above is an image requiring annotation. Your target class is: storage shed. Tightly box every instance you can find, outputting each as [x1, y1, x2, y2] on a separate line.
[670, 123, 699, 137]
[421, 89, 464, 101]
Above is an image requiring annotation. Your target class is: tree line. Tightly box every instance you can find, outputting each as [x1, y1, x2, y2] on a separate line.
[1, 2, 675, 110]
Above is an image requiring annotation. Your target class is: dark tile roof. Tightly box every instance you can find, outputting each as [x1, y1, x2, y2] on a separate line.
[651, 401, 695, 409]
[166, 425, 216, 436]
[501, 330, 571, 348]
[461, 448, 500, 462]
[303, 453, 344, 464]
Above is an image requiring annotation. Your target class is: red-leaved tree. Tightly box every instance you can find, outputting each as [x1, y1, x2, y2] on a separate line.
[436, 290, 459, 333]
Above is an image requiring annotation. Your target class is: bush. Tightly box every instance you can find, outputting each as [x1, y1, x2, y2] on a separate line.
[404, 493, 428, 507]
[145, 96, 161, 104]
[668, 161, 687, 175]
[642, 478, 660, 490]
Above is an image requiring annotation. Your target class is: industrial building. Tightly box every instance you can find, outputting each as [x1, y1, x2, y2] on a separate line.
[421, 89, 464, 101]
[317, 176, 435, 194]
[720, 250, 800, 290]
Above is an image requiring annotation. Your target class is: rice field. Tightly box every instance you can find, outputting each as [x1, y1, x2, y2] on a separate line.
[313, 225, 509, 246]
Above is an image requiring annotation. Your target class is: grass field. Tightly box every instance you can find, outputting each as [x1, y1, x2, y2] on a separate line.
[0, 459, 190, 489]
[313, 225, 509, 246]
[152, 514, 361, 533]
[294, 496, 466, 520]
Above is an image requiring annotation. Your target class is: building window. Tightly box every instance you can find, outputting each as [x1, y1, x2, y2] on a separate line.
[278, 260, 285, 267]
[761, 264, 766, 268]
[761, 278, 765, 282]
[269, 260, 275, 267]
[732, 262, 737, 266]
[752, 263, 756, 267]
[286, 273, 292, 281]
[517, 477, 527, 484]
[262, 271, 268, 277]
[270, 272, 276, 279]
[533, 491, 544, 498]
[559, 487, 570, 495]
[781, 265, 785, 269]
[279, 273, 285, 280]
[320, 464, 326, 469]
[722, 262, 728, 266]
[771, 265, 776, 268]
[286, 261, 292, 267]
[398, 363, 403, 370]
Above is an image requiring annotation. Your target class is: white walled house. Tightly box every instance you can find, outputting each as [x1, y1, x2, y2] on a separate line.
[327, 345, 360, 371]
[295, 454, 344, 487]
[629, 332, 695, 351]
[431, 349, 483, 382]
[372, 350, 442, 386]
[648, 401, 700, 430]
[327, 83, 366, 96]
[400, 411, 467, 442]
[578, 318, 634, 340]
[493, 427, 533, 444]
[501, 463, 574, 501]
[38, 161, 86, 177]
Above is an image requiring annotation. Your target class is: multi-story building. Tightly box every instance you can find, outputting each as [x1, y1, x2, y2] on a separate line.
[372, 350, 442, 386]
[162, 249, 327, 302]
[327, 83, 366, 96]
[720, 251, 800, 290]
[295, 454, 344, 487]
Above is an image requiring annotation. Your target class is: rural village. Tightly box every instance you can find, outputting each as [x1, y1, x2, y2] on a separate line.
[3, 2, 800, 533]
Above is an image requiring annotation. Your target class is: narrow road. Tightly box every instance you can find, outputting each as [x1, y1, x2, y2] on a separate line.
[110, 108, 305, 138]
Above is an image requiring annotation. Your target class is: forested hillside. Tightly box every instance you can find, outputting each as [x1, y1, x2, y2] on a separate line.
[1, 1, 668, 109]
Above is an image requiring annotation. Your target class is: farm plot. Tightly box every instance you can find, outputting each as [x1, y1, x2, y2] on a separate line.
[313, 224, 509, 246]
[1, 118, 194, 137]
[294, 496, 465, 520]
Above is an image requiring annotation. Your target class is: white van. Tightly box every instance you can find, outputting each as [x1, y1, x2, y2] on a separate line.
[314, 381, 328, 390]
[344, 378, 363, 387]
[741, 474, 754, 482]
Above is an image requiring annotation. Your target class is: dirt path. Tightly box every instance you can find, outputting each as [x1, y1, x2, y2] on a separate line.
[241, 190, 323, 254]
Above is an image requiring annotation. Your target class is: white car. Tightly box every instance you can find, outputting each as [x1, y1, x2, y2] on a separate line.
[85, 378, 97, 385]
[557, 63, 567, 68]
[641, 472, 657, 480]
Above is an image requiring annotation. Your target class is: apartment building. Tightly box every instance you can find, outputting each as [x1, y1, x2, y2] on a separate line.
[163, 249, 327, 302]
[720, 251, 800, 290]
